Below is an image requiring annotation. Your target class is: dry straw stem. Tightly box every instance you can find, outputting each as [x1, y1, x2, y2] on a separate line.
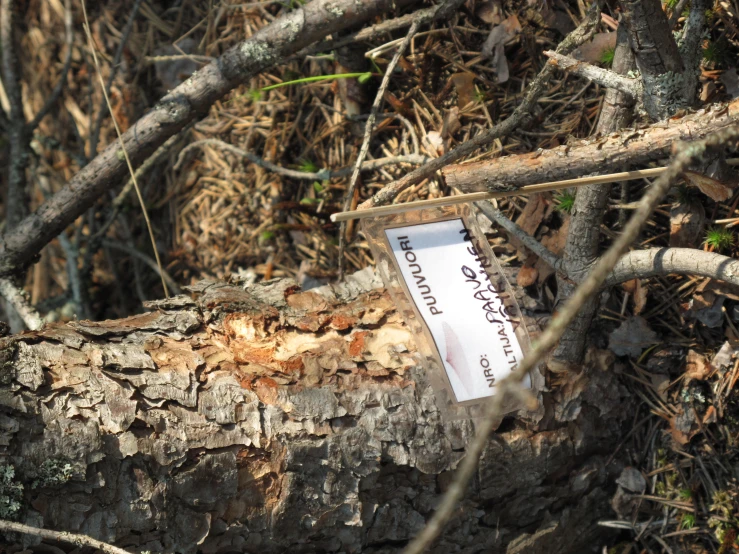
[0, 519, 130, 554]
[401, 125, 739, 554]
[79, 0, 170, 298]
[333, 166, 668, 222]
[333, 157, 739, 222]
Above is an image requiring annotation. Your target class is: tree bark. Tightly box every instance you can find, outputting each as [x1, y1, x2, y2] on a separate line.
[0, 272, 632, 553]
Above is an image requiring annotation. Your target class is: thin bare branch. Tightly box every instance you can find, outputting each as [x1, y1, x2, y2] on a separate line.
[175, 139, 429, 180]
[474, 201, 564, 273]
[27, 0, 74, 131]
[443, 100, 739, 193]
[402, 124, 739, 554]
[338, 20, 420, 279]
[543, 50, 641, 99]
[80, 0, 170, 297]
[0, 519, 130, 554]
[101, 240, 181, 296]
[606, 247, 739, 287]
[88, 0, 143, 159]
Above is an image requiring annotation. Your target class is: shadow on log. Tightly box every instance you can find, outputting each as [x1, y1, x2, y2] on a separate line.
[0, 270, 632, 553]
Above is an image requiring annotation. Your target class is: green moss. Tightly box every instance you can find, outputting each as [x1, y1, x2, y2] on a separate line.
[554, 190, 576, 213]
[600, 47, 615, 67]
[704, 226, 735, 252]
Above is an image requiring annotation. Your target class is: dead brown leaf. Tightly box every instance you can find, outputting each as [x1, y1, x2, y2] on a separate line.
[476, 0, 502, 24]
[669, 200, 706, 248]
[684, 170, 736, 202]
[516, 263, 538, 287]
[703, 405, 717, 425]
[450, 72, 477, 109]
[482, 14, 521, 84]
[534, 215, 569, 283]
[571, 32, 617, 64]
[622, 279, 647, 315]
[669, 405, 699, 446]
[685, 349, 712, 381]
[608, 316, 658, 357]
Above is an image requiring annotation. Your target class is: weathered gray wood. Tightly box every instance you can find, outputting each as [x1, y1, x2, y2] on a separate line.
[0, 272, 630, 553]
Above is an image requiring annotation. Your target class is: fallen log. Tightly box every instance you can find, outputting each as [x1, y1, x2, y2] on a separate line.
[442, 99, 739, 192]
[0, 271, 631, 553]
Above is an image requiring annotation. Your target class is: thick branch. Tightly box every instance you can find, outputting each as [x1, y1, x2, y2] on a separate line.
[543, 50, 641, 99]
[606, 247, 739, 287]
[0, 520, 129, 554]
[0, 0, 417, 277]
[443, 100, 739, 192]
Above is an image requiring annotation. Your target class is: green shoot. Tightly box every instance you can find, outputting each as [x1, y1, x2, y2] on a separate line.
[680, 513, 696, 530]
[260, 72, 373, 92]
[704, 226, 735, 251]
[300, 197, 321, 205]
[555, 190, 576, 213]
[298, 160, 319, 173]
[474, 86, 486, 104]
[678, 488, 693, 501]
[313, 181, 324, 194]
[600, 47, 615, 67]
[664, 0, 680, 9]
[260, 231, 275, 241]
[232, 72, 374, 104]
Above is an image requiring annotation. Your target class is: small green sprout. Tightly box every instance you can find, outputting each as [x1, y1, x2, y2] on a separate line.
[680, 513, 696, 530]
[474, 87, 486, 104]
[246, 89, 263, 103]
[299, 160, 319, 173]
[678, 488, 693, 501]
[665, 0, 680, 9]
[313, 181, 324, 194]
[555, 190, 576, 213]
[260, 231, 275, 241]
[299, 197, 321, 205]
[600, 47, 616, 67]
[704, 226, 735, 252]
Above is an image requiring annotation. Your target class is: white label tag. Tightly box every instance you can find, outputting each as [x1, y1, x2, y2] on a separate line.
[385, 218, 527, 403]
